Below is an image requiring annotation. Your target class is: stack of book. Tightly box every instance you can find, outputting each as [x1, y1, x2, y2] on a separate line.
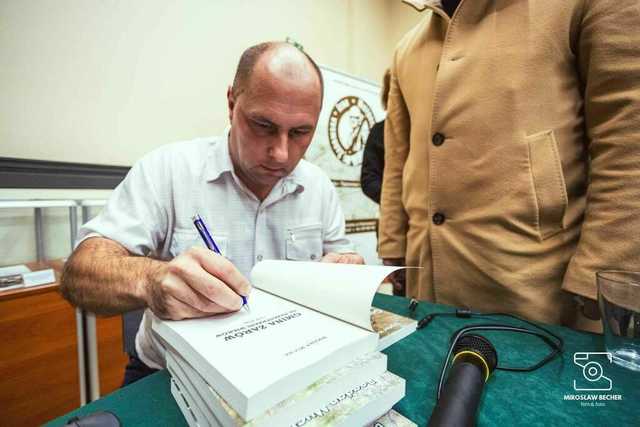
[153, 260, 417, 427]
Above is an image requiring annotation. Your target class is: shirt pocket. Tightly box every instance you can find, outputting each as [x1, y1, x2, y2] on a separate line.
[526, 130, 568, 240]
[169, 229, 228, 257]
[285, 223, 323, 261]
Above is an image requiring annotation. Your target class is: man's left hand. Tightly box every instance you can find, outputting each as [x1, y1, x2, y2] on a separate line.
[321, 252, 365, 265]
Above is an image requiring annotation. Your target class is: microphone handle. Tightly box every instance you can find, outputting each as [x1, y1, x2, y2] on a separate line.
[428, 361, 486, 427]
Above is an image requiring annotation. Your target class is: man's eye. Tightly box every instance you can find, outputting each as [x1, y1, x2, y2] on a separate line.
[255, 121, 271, 129]
[290, 129, 310, 137]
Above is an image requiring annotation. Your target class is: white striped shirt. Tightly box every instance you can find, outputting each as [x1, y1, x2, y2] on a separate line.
[78, 133, 353, 368]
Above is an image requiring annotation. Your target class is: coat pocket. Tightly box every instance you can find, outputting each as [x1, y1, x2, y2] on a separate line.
[285, 223, 323, 261]
[526, 130, 568, 239]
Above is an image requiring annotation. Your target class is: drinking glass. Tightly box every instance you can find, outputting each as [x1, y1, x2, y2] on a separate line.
[597, 270, 640, 371]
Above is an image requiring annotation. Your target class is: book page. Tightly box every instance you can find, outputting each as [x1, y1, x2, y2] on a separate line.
[250, 261, 402, 331]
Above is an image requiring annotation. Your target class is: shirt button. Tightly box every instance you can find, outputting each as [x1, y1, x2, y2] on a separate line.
[310, 254, 317, 260]
[256, 254, 263, 261]
[432, 133, 445, 146]
[432, 213, 446, 225]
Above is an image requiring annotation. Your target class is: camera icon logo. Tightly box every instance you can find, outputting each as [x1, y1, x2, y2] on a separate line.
[573, 352, 613, 391]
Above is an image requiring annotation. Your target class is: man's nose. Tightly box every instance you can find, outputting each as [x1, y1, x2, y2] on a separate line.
[269, 133, 289, 163]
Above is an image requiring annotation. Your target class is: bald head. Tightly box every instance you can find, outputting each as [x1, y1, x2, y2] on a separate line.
[231, 42, 323, 107]
[226, 42, 324, 201]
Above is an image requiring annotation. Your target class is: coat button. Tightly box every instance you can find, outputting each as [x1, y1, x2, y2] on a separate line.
[432, 213, 446, 225]
[256, 254, 263, 261]
[432, 133, 445, 146]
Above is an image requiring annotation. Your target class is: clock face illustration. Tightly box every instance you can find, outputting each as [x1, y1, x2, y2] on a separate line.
[327, 96, 375, 167]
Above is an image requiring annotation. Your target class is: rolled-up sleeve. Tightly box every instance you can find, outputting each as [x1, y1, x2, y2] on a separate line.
[563, 0, 640, 298]
[77, 151, 169, 257]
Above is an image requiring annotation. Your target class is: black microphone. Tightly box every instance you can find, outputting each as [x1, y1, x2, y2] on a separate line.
[428, 334, 498, 427]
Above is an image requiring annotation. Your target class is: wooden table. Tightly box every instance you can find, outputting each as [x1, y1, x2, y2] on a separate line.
[0, 260, 128, 427]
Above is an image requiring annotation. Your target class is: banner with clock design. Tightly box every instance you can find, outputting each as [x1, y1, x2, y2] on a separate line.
[304, 66, 385, 264]
[306, 66, 385, 181]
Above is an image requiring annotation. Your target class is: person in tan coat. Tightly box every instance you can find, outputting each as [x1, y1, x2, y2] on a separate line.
[379, 0, 640, 332]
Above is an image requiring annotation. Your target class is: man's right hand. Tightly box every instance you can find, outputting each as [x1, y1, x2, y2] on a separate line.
[383, 257, 406, 297]
[146, 247, 251, 320]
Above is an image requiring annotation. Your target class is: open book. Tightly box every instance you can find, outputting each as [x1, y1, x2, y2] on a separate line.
[152, 260, 415, 421]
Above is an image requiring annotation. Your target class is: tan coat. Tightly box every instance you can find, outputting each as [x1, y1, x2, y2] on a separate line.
[379, 0, 640, 328]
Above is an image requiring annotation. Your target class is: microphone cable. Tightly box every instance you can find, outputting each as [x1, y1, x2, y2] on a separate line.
[416, 309, 564, 400]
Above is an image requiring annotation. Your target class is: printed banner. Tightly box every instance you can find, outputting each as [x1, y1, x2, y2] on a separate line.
[304, 66, 384, 262]
[306, 66, 385, 182]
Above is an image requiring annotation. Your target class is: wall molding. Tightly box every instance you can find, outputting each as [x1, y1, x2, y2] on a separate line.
[0, 157, 130, 189]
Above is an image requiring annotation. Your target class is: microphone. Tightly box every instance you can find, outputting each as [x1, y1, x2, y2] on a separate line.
[428, 334, 498, 427]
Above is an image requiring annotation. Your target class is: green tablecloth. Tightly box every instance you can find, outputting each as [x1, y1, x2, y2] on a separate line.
[48, 294, 639, 426]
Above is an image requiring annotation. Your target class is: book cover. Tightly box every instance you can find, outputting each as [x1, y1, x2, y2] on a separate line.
[153, 288, 378, 420]
[154, 261, 408, 420]
[167, 349, 388, 427]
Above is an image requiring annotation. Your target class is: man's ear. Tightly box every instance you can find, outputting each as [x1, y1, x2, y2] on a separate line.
[227, 86, 235, 123]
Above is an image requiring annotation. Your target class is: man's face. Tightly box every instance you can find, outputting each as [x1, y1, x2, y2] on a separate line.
[227, 67, 322, 200]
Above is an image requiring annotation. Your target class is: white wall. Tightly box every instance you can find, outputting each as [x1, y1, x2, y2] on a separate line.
[390, 0, 423, 50]
[0, 0, 422, 265]
[1, 0, 421, 166]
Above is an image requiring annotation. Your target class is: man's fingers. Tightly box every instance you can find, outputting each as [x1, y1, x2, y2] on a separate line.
[321, 252, 342, 263]
[162, 272, 232, 314]
[189, 247, 252, 297]
[168, 254, 243, 311]
[158, 294, 212, 321]
[149, 268, 236, 318]
[321, 252, 365, 264]
[341, 253, 365, 264]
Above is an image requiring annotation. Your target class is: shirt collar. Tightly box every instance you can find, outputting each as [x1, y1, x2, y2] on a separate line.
[402, 0, 442, 11]
[204, 127, 234, 183]
[402, 0, 451, 20]
[284, 161, 305, 189]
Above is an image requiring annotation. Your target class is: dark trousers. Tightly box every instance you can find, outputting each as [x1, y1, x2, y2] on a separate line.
[122, 355, 159, 387]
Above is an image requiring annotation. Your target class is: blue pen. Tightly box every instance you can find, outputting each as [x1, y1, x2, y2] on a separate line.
[193, 214, 221, 254]
[192, 214, 249, 311]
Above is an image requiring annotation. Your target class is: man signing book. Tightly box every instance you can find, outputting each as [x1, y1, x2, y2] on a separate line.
[61, 41, 364, 385]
